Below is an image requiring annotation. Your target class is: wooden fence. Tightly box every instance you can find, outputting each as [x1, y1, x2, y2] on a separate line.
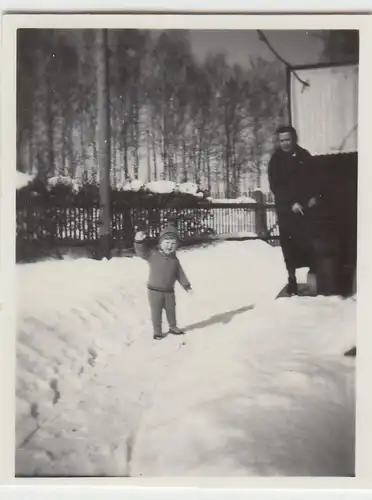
[16, 200, 280, 261]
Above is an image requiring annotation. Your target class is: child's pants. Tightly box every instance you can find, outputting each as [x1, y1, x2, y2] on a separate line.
[148, 289, 177, 335]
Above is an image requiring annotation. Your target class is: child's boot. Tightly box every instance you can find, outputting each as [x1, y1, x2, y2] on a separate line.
[169, 326, 185, 335]
[153, 330, 168, 340]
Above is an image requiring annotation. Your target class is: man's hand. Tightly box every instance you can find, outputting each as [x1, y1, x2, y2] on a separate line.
[291, 203, 304, 215]
[135, 231, 147, 242]
[308, 197, 317, 208]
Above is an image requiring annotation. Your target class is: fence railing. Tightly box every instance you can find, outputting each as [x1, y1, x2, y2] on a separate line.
[16, 201, 280, 260]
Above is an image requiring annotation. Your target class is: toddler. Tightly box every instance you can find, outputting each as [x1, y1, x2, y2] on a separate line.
[134, 224, 192, 340]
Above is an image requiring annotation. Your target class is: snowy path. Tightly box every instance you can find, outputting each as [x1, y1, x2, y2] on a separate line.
[15, 241, 355, 477]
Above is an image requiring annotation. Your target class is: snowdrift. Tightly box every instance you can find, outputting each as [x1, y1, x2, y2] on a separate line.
[16, 241, 355, 477]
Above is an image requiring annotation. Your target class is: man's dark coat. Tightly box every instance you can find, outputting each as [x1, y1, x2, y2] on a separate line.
[268, 145, 322, 271]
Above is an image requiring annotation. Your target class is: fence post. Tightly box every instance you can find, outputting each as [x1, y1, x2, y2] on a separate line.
[252, 189, 268, 238]
[124, 206, 134, 249]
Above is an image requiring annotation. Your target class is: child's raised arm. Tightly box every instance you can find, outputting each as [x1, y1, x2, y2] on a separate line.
[134, 231, 151, 260]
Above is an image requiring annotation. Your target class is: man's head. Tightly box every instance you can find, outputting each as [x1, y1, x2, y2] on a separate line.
[159, 224, 180, 255]
[276, 125, 298, 154]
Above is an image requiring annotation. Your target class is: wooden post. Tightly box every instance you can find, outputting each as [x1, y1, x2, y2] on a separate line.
[252, 189, 268, 237]
[96, 29, 111, 259]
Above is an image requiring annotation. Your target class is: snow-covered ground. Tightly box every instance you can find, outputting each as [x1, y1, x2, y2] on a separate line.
[16, 240, 355, 477]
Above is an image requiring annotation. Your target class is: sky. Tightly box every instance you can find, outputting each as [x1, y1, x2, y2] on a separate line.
[188, 29, 325, 68]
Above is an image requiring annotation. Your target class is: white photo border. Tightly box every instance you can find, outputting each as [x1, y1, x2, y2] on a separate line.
[1, 12, 372, 491]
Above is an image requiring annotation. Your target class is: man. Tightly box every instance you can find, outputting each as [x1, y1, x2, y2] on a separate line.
[268, 125, 320, 295]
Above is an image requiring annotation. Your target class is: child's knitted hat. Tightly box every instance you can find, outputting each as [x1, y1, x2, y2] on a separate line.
[159, 224, 180, 242]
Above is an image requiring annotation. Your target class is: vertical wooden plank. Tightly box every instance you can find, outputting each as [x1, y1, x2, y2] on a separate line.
[96, 28, 111, 259]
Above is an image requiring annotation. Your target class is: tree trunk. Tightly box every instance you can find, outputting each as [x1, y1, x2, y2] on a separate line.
[77, 53, 87, 173]
[46, 80, 55, 178]
[162, 137, 168, 179]
[231, 139, 238, 198]
[29, 127, 34, 174]
[120, 103, 129, 179]
[196, 135, 202, 186]
[151, 130, 157, 180]
[146, 129, 151, 182]
[61, 117, 67, 174]
[34, 66, 48, 183]
[92, 139, 98, 182]
[256, 159, 261, 189]
[123, 124, 129, 179]
[206, 150, 211, 193]
[161, 137, 168, 179]
[68, 120, 75, 178]
[194, 149, 200, 185]
[131, 103, 138, 179]
[111, 133, 118, 188]
[134, 100, 140, 178]
[224, 108, 231, 198]
[224, 143, 231, 198]
[96, 28, 111, 260]
[182, 139, 188, 182]
[252, 117, 261, 188]
[80, 117, 86, 172]
[168, 149, 175, 182]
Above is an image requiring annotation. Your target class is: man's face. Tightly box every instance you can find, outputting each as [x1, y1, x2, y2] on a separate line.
[278, 132, 295, 153]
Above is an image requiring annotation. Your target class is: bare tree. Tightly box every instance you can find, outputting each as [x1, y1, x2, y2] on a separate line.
[17, 29, 290, 196]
